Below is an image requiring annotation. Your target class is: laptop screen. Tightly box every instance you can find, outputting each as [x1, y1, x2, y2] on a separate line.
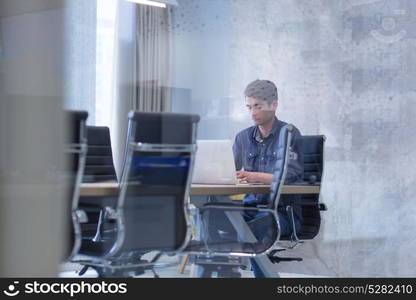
[192, 140, 237, 185]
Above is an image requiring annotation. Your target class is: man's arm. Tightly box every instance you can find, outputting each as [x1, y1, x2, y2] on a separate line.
[233, 131, 272, 183]
[236, 127, 304, 185]
[236, 171, 273, 184]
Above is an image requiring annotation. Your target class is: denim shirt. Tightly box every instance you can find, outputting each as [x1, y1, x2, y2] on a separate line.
[232, 118, 304, 216]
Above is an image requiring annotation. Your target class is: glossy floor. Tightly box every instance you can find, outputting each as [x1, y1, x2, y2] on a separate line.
[60, 253, 325, 278]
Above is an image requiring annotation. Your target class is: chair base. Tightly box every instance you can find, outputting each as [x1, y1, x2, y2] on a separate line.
[191, 255, 245, 278]
[267, 248, 303, 263]
[77, 260, 152, 278]
[74, 252, 165, 278]
[199, 265, 242, 278]
[268, 256, 303, 264]
[90, 264, 149, 278]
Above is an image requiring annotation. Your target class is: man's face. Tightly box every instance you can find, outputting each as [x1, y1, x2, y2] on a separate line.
[245, 97, 277, 126]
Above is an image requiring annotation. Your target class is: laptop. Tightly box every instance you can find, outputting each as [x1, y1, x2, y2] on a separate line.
[192, 140, 238, 185]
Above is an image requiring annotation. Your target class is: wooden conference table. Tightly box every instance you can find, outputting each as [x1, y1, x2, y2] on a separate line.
[80, 182, 320, 197]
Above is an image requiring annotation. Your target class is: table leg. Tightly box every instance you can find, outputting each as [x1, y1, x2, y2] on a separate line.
[178, 254, 189, 274]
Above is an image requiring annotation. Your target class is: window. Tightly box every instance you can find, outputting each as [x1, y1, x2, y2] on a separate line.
[95, 0, 118, 127]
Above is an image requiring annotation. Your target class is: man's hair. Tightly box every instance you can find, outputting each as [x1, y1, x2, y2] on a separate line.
[244, 79, 278, 104]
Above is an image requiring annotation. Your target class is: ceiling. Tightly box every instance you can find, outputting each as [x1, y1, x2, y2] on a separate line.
[0, 0, 65, 18]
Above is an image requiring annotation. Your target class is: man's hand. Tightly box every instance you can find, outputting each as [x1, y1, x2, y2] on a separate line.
[236, 171, 273, 184]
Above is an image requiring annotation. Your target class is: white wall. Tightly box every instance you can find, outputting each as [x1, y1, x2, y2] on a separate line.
[171, 0, 233, 139]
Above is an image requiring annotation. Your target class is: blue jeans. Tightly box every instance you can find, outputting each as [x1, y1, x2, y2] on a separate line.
[248, 210, 300, 278]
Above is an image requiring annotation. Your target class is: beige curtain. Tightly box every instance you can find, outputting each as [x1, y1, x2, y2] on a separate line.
[111, 2, 172, 177]
[134, 4, 171, 112]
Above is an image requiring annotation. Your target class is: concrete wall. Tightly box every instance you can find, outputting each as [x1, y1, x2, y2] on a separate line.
[230, 0, 416, 277]
[172, 0, 416, 277]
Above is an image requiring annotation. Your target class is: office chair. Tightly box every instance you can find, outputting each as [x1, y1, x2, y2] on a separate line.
[65, 110, 88, 260]
[185, 129, 327, 277]
[268, 135, 327, 264]
[73, 111, 200, 277]
[83, 126, 117, 183]
[76, 126, 118, 259]
[183, 125, 295, 278]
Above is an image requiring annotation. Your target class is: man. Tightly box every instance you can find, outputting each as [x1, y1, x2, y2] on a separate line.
[233, 79, 304, 277]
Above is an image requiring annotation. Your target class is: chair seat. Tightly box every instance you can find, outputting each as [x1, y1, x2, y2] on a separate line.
[298, 225, 320, 239]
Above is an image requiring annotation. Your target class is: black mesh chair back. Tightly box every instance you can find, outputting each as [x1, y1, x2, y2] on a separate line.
[83, 126, 117, 183]
[76, 126, 118, 257]
[301, 135, 324, 183]
[82, 112, 200, 261]
[296, 135, 325, 240]
[65, 110, 88, 259]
